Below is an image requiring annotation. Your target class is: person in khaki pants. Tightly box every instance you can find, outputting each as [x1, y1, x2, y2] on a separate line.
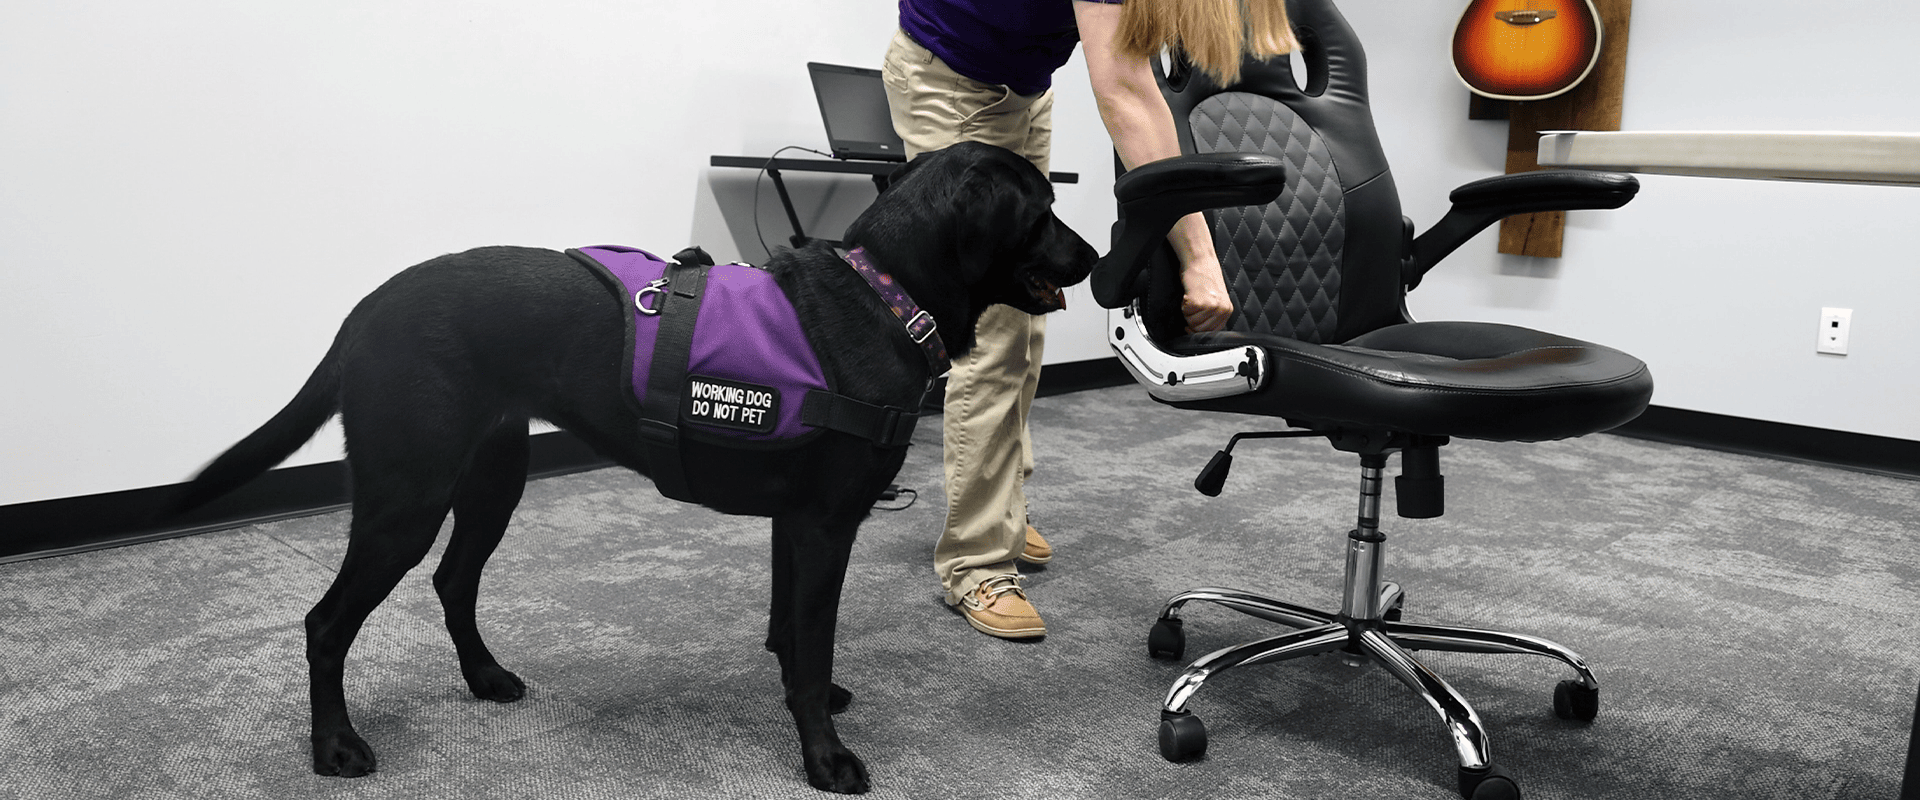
[882, 0, 1296, 639]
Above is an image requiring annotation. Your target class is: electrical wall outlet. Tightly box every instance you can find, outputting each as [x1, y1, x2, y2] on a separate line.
[1817, 308, 1852, 355]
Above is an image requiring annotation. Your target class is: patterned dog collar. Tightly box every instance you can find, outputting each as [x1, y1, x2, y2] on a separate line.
[841, 247, 951, 378]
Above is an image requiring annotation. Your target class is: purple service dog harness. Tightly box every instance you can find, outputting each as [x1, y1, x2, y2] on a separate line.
[579, 245, 827, 443]
[568, 245, 941, 504]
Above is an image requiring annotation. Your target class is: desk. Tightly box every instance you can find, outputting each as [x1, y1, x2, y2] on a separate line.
[1541, 129, 1920, 799]
[711, 155, 1078, 248]
[1535, 130, 1920, 186]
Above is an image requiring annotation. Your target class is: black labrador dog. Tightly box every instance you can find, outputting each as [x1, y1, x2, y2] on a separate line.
[171, 142, 1097, 793]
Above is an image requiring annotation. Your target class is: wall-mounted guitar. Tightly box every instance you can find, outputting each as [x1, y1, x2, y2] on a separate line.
[1452, 0, 1604, 101]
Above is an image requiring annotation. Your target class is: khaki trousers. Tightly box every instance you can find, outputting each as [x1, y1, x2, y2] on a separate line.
[881, 28, 1055, 605]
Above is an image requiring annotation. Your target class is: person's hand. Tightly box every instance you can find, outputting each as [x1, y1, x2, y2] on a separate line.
[1181, 257, 1233, 333]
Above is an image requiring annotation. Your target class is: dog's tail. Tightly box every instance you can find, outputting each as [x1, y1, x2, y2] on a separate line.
[166, 329, 346, 516]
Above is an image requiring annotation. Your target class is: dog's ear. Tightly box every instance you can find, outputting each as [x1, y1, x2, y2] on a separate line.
[844, 143, 1049, 279]
[946, 151, 1050, 280]
[844, 150, 942, 254]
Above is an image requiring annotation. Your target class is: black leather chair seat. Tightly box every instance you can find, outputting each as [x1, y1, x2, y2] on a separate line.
[1173, 321, 1653, 442]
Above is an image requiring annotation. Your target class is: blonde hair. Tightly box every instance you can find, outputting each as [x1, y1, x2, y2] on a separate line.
[1115, 0, 1300, 86]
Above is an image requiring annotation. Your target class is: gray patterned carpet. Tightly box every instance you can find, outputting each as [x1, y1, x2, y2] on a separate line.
[2, 385, 1915, 800]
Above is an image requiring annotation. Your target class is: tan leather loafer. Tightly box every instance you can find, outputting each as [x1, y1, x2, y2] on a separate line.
[956, 573, 1045, 639]
[1017, 524, 1053, 565]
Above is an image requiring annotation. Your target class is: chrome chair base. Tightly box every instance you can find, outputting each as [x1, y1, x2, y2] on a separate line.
[1150, 455, 1598, 799]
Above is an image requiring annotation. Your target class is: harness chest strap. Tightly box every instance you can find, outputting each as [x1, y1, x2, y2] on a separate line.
[637, 257, 708, 503]
[799, 389, 924, 448]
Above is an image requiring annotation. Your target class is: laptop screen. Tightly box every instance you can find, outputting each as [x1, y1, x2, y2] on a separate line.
[808, 62, 907, 162]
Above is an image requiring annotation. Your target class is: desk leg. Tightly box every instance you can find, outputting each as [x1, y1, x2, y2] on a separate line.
[764, 167, 810, 249]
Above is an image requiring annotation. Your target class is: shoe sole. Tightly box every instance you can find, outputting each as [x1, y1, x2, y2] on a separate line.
[963, 612, 1046, 639]
[1016, 550, 1052, 565]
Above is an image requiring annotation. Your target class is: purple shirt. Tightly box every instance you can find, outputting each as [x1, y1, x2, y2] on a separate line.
[899, 0, 1122, 96]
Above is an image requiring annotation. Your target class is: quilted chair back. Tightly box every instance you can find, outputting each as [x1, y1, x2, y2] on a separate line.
[1146, 0, 1409, 345]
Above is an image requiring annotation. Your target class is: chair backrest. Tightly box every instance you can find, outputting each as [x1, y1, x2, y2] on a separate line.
[1145, 0, 1410, 346]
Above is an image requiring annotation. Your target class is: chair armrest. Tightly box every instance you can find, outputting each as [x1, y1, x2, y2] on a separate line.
[1448, 169, 1638, 214]
[1090, 154, 1288, 308]
[1406, 170, 1639, 289]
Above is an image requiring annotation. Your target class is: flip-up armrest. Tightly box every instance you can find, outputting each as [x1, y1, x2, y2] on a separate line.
[1447, 169, 1639, 213]
[1090, 153, 1289, 308]
[1406, 170, 1638, 288]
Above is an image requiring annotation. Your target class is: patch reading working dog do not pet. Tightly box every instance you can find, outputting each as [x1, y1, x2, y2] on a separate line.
[685, 375, 779, 434]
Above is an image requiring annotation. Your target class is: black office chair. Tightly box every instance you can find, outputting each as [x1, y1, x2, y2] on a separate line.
[1090, 1, 1653, 797]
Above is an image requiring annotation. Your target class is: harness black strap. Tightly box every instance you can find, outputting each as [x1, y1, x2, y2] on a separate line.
[800, 384, 931, 448]
[637, 258, 710, 503]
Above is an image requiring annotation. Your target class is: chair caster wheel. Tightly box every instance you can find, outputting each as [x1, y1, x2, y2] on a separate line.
[1458, 764, 1521, 800]
[1157, 710, 1207, 762]
[1147, 616, 1186, 661]
[1553, 680, 1599, 721]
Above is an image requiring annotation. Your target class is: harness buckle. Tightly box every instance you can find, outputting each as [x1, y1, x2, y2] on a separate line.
[876, 406, 911, 447]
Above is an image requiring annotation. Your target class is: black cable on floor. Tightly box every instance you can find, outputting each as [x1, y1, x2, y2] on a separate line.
[871, 485, 917, 512]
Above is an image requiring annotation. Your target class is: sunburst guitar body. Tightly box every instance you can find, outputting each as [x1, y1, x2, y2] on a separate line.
[1452, 0, 1603, 101]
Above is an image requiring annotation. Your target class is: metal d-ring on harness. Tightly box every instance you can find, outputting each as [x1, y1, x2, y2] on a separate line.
[634, 276, 671, 316]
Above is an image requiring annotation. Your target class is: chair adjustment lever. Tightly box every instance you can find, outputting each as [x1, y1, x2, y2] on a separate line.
[1194, 431, 1321, 497]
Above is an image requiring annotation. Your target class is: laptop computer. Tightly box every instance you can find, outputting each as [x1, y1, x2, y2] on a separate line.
[807, 62, 907, 163]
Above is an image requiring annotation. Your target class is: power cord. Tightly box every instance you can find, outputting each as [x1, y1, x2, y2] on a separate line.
[753, 145, 835, 261]
[872, 485, 918, 512]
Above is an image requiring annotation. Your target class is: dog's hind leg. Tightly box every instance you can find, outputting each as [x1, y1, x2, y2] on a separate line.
[433, 417, 530, 703]
[770, 508, 870, 794]
[305, 483, 453, 777]
[305, 393, 485, 777]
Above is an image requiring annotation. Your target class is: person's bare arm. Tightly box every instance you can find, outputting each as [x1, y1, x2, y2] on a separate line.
[1075, 1, 1231, 333]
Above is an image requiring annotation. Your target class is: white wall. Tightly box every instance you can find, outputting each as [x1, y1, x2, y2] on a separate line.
[0, 1, 1118, 506]
[1338, 0, 1920, 444]
[3, 0, 1916, 507]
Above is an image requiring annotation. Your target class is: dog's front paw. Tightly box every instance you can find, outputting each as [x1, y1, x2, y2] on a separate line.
[803, 745, 869, 794]
[311, 730, 377, 777]
[462, 664, 526, 703]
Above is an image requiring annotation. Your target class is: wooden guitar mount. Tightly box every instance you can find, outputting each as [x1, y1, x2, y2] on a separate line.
[1466, 0, 1634, 258]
